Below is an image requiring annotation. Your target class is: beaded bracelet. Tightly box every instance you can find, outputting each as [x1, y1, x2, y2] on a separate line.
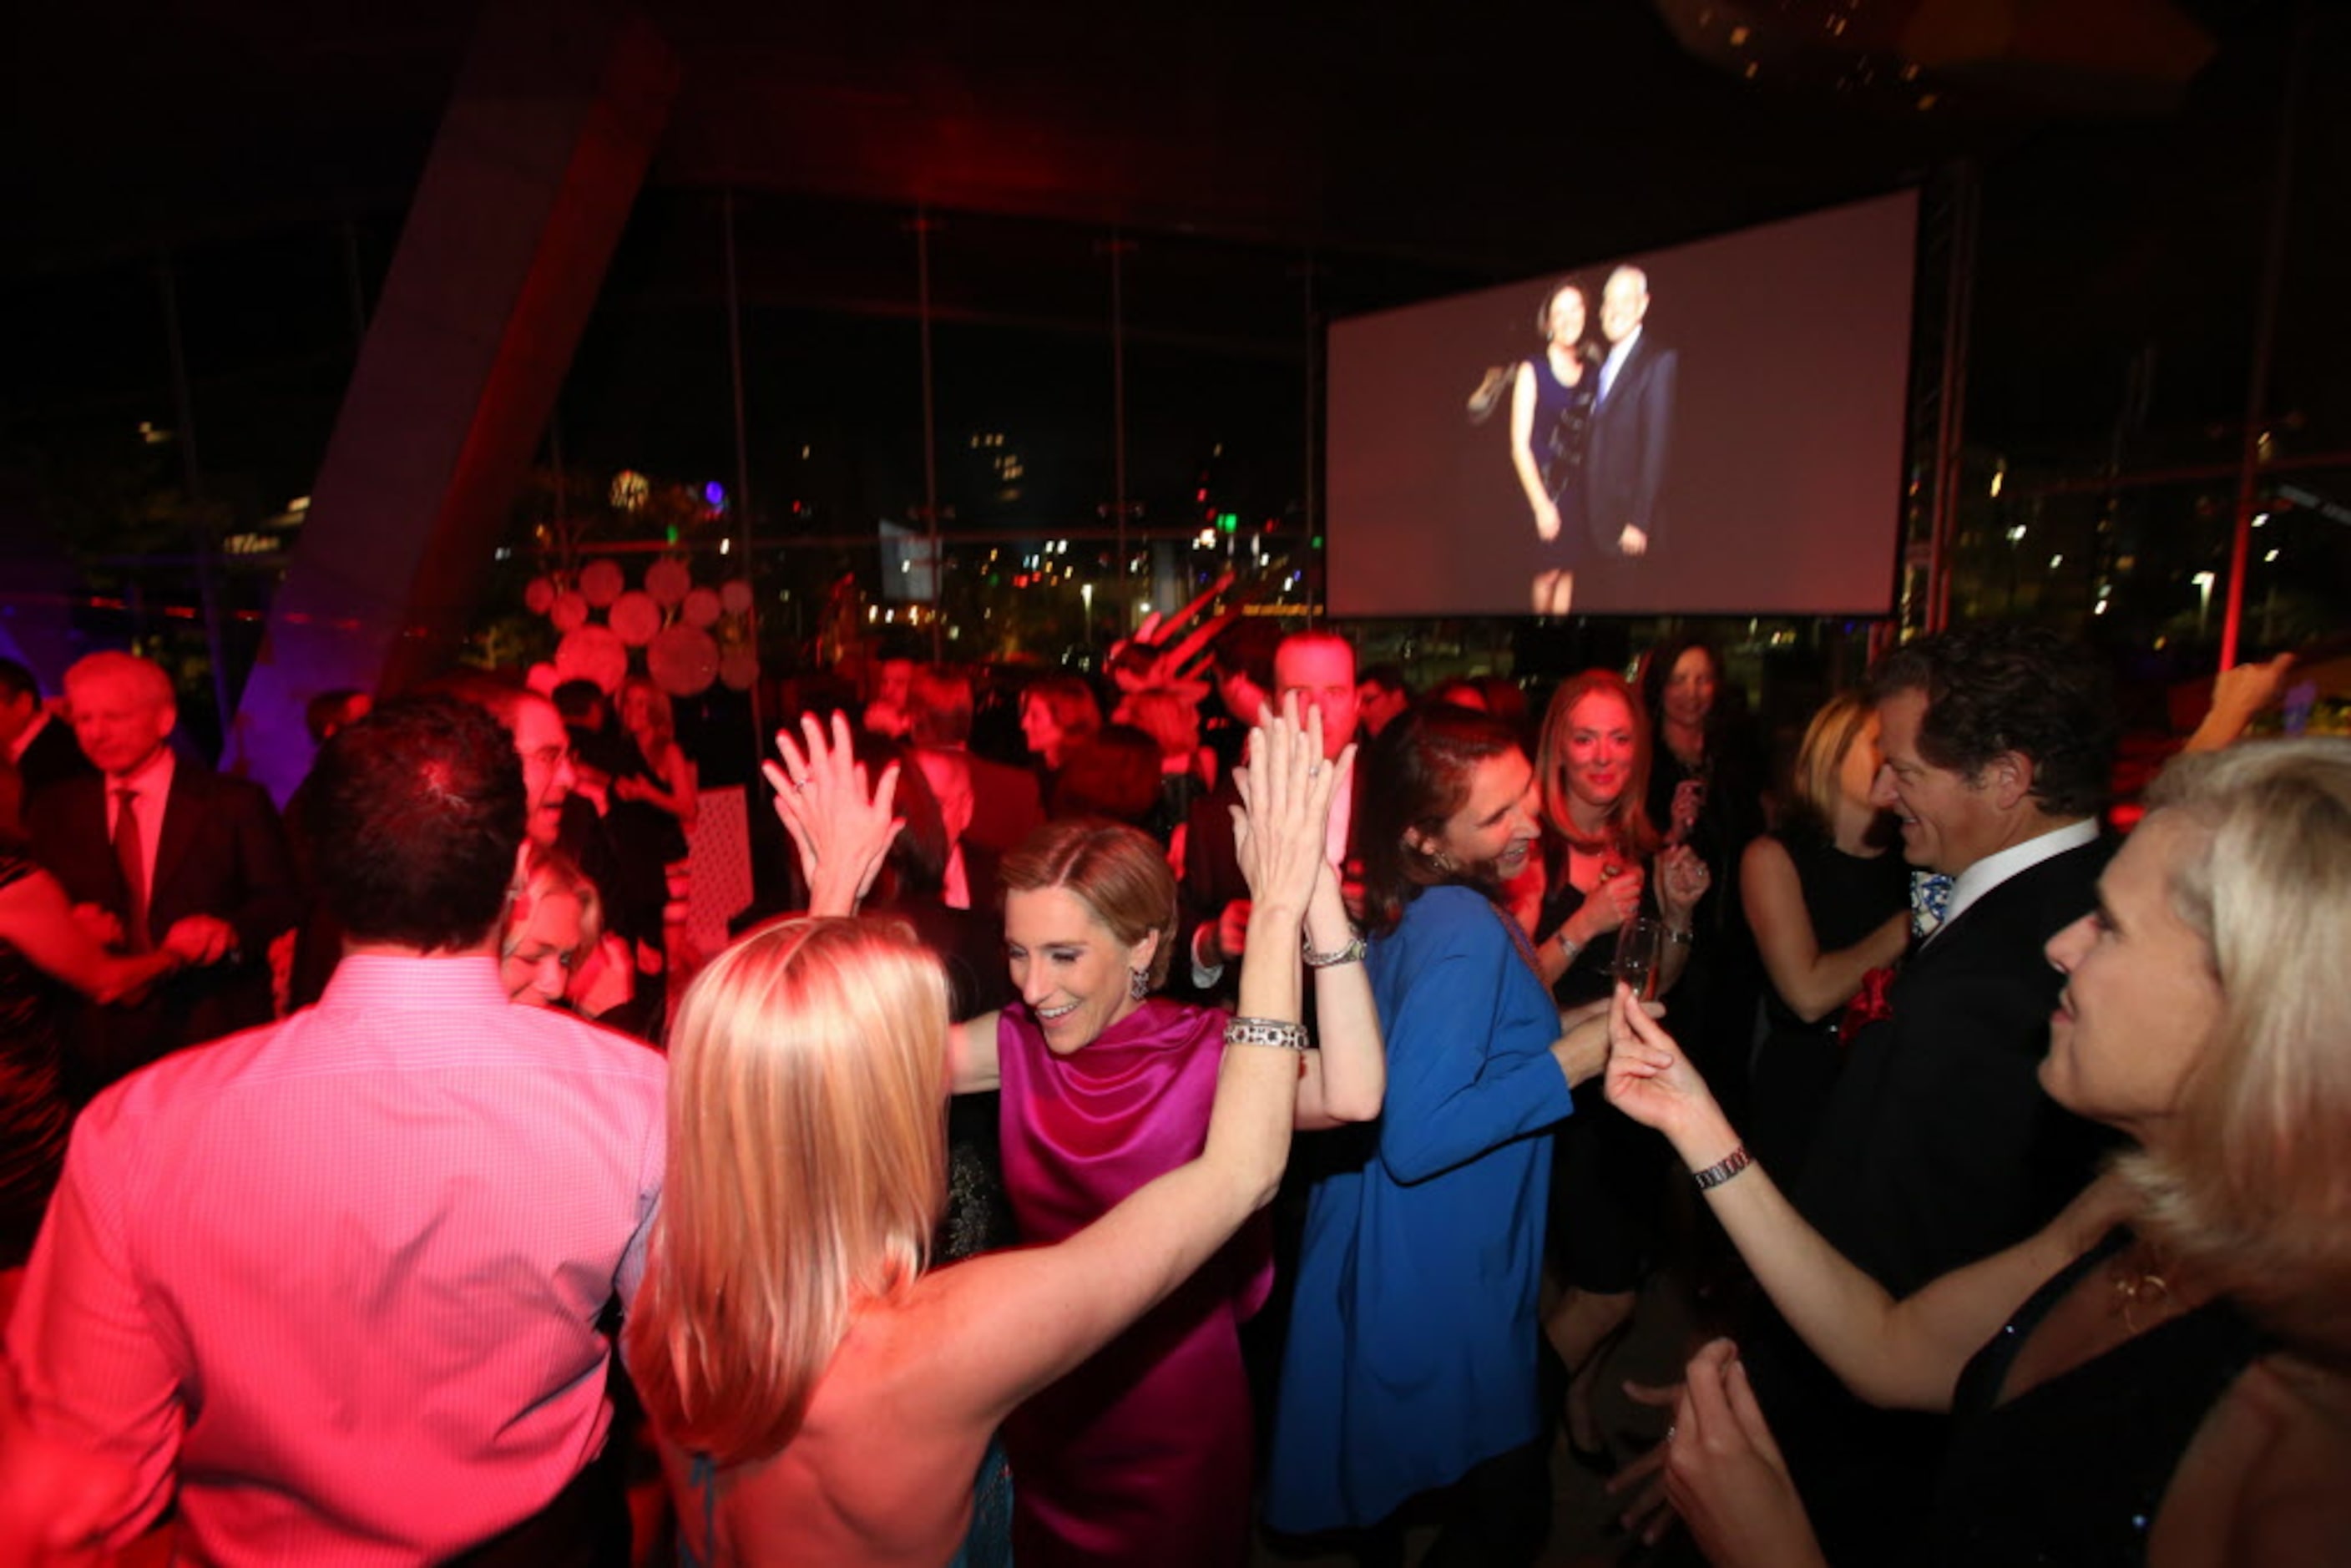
[1691, 1144, 1752, 1191]
[1225, 1016, 1311, 1052]
[1302, 928, 1368, 969]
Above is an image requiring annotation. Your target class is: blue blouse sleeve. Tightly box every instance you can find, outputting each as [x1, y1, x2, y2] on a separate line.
[1375, 890, 1575, 1186]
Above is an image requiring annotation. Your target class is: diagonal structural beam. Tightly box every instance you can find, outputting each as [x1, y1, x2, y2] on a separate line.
[229, 0, 678, 802]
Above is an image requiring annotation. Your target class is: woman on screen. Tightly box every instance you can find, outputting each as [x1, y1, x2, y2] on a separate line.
[1510, 277, 1598, 617]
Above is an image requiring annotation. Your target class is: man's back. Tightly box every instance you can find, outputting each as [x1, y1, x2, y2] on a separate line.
[8, 953, 665, 1565]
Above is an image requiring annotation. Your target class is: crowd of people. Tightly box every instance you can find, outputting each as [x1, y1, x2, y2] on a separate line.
[0, 619, 2344, 1567]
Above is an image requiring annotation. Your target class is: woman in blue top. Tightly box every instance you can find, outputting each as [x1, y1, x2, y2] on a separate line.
[1266, 705, 1619, 1564]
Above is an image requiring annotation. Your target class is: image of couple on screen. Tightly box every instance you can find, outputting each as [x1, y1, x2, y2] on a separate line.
[1470, 265, 1677, 615]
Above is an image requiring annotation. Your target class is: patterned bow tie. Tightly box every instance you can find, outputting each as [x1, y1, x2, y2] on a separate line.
[1911, 872, 1956, 938]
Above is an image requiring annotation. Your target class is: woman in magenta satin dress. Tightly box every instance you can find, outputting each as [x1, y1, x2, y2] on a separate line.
[949, 805, 1384, 1566]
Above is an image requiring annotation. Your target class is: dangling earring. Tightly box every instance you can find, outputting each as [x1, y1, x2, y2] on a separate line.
[1129, 968, 1151, 1001]
[1430, 849, 1457, 875]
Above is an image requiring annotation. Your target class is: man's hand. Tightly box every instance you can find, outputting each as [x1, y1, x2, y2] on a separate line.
[68, 904, 123, 950]
[163, 915, 236, 968]
[1618, 524, 1650, 557]
[1206, 898, 1252, 969]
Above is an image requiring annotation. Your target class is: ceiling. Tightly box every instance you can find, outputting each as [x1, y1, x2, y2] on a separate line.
[14, 0, 2341, 451]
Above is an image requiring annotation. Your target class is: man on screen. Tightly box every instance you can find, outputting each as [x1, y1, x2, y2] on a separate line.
[1585, 265, 1677, 559]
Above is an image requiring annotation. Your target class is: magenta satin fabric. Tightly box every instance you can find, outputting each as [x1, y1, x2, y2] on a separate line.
[996, 998, 1272, 1567]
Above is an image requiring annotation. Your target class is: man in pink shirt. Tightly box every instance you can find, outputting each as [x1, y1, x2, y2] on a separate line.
[5, 694, 665, 1565]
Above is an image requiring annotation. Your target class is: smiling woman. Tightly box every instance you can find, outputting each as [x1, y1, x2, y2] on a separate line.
[1603, 737, 2351, 1568]
[948, 794, 1383, 1568]
[1267, 704, 1622, 1561]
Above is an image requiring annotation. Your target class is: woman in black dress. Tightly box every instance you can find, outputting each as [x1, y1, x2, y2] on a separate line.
[1739, 694, 1910, 1182]
[1610, 738, 2351, 1565]
[1523, 672, 1710, 1460]
[1509, 278, 1599, 617]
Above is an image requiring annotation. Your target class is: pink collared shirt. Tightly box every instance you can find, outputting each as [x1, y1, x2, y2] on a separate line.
[6, 953, 666, 1565]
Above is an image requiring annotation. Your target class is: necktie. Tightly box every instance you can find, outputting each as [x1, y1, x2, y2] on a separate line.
[1911, 871, 1955, 939]
[114, 786, 154, 953]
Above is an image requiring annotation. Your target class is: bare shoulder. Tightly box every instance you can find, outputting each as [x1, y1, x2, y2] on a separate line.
[2154, 1353, 2351, 1567]
[1742, 833, 1794, 878]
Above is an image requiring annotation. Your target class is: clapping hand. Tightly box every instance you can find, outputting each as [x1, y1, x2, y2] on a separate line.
[765, 711, 902, 916]
[1232, 695, 1352, 916]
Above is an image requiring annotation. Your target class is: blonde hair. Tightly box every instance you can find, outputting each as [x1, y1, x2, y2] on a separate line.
[2115, 738, 2351, 1368]
[625, 916, 950, 1463]
[1782, 691, 1877, 842]
[620, 675, 677, 754]
[505, 846, 604, 965]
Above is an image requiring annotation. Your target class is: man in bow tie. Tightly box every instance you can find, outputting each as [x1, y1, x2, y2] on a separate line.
[1733, 624, 2120, 1567]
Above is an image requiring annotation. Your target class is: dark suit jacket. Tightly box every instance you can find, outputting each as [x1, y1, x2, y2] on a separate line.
[27, 763, 299, 1095]
[963, 753, 1044, 855]
[13, 714, 94, 798]
[1746, 835, 2115, 1567]
[959, 752, 1045, 905]
[1176, 766, 1366, 1005]
[1585, 331, 1677, 554]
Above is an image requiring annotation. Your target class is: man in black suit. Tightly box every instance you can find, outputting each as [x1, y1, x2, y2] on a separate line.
[26, 652, 297, 1100]
[1738, 624, 2120, 1566]
[907, 664, 1044, 906]
[1585, 265, 1677, 559]
[1180, 628, 1362, 1004]
[0, 657, 94, 801]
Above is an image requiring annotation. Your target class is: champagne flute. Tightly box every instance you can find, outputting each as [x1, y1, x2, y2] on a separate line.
[1614, 918, 1665, 1003]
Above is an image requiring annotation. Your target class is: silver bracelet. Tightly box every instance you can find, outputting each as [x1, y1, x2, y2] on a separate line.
[1556, 928, 1585, 962]
[1224, 1016, 1311, 1052]
[1302, 927, 1368, 969]
[1665, 926, 1695, 948]
[1691, 1144, 1752, 1191]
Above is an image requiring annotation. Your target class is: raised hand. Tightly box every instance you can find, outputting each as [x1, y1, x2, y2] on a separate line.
[1580, 861, 1645, 938]
[1663, 1340, 1827, 1568]
[1656, 844, 1711, 926]
[1667, 777, 1705, 844]
[764, 710, 902, 916]
[1232, 695, 1352, 917]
